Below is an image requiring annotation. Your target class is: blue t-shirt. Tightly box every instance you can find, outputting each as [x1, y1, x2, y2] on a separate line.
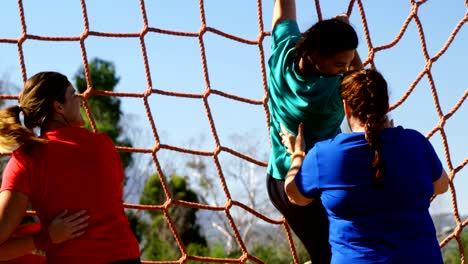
[267, 20, 344, 180]
[296, 126, 443, 264]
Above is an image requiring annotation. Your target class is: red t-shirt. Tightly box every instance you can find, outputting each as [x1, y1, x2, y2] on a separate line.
[0, 254, 45, 264]
[1, 127, 140, 264]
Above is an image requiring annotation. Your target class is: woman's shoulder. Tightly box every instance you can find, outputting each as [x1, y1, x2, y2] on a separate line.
[94, 132, 117, 151]
[66, 126, 112, 141]
[47, 127, 116, 149]
[333, 132, 366, 144]
[272, 20, 300, 37]
[12, 143, 45, 162]
[382, 126, 427, 142]
[314, 132, 366, 152]
[9, 147, 31, 167]
[271, 20, 301, 52]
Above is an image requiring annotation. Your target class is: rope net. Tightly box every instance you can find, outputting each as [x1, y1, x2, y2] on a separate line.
[0, 0, 467, 263]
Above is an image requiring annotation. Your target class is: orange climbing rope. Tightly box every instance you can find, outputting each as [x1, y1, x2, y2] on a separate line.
[0, 0, 466, 263]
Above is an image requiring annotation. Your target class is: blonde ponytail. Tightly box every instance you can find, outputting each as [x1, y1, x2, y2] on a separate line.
[0, 105, 47, 153]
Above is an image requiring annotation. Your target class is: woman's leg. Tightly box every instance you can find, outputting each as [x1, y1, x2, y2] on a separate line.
[266, 175, 331, 264]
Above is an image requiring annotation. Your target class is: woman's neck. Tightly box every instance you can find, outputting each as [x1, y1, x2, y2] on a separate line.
[347, 116, 365, 132]
[347, 116, 389, 133]
[40, 116, 69, 134]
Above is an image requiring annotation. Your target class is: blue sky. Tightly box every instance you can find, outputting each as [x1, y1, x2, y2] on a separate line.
[0, 0, 466, 216]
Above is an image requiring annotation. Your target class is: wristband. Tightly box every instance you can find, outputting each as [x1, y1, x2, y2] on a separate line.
[291, 151, 305, 161]
[33, 228, 53, 251]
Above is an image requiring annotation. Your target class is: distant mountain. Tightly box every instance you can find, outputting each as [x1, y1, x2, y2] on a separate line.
[197, 210, 467, 248]
[432, 213, 468, 238]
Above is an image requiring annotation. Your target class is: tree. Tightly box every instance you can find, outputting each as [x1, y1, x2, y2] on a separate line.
[186, 133, 277, 254]
[139, 173, 207, 260]
[74, 58, 133, 169]
[185, 133, 312, 262]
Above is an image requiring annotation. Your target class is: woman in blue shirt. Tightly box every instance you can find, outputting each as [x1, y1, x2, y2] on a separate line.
[281, 69, 449, 264]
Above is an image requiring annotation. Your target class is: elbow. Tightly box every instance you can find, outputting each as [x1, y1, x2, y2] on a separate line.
[433, 170, 449, 196]
[434, 183, 449, 196]
[289, 196, 312, 206]
[284, 178, 312, 206]
[437, 181, 449, 195]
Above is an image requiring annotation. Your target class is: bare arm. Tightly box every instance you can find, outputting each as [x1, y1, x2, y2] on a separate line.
[280, 123, 314, 206]
[433, 169, 449, 196]
[0, 191, 28, 244]
[0, 190, 88, 260]
[272, 0, 296, 29]
[284, 156, 314, 206]
[0, 210, 88, 260]
[0, 236, 36, 260]
[0, 191, 31, 260]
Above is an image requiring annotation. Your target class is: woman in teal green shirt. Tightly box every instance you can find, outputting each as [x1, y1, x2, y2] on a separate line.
[267, 1, 362, 263]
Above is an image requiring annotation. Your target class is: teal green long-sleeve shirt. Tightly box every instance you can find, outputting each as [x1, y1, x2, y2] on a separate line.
[267, 20, 344, 180]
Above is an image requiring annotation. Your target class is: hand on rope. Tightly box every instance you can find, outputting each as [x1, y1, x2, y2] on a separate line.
[334, 13, 350, 24]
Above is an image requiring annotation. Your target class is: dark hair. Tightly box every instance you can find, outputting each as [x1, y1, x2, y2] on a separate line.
[340, 69, 389, 185]
[294, 18, 358, 75]
[0, 72, 70, 153]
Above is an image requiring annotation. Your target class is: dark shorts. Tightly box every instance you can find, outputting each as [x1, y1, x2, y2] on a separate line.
[267, 175, 331, 264]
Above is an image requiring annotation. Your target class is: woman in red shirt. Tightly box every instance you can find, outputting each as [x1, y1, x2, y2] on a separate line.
[0, 72, 141, 263]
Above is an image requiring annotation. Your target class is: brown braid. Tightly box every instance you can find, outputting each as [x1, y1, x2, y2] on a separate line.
[340, 69, 389, 185]
[294, 18, 358, 76]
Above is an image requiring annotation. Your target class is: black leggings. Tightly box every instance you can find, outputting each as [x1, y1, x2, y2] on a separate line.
[267, 175, 331, 264]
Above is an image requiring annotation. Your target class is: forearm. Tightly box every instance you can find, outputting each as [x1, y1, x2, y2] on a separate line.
[0, 191, 29, 244]
[284, 156, 313, 206]
[272, 0, 296, 29]
[0, 235, 36, 261]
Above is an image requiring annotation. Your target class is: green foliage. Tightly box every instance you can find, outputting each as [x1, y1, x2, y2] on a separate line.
[139, 173, 207, 260]
[143, 216, 180, 261]
[208, 243, 231, 259]
[140, 174, 165, 211]
[73, 57, 133, 170]
[251, 243, 288, 263]
[126, 210, 147, 244]
[186, 243, 209, 257]
[75, 58, 121, 124]
[241, 233, 309, 264]
[190, 241, 305, 264]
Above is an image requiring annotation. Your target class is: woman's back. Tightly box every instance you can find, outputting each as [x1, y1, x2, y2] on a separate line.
[298, 126, 443, 263]
[3, 126, 139, 263]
